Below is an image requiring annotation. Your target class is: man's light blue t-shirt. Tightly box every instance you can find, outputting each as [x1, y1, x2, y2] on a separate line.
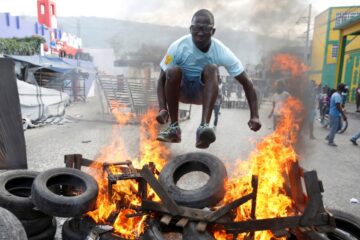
[329, 92, 342, 116]
[160, 35, 244, 79]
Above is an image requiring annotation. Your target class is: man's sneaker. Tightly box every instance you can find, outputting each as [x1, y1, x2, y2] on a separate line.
[328, 142, 337, 147]
[350, 139, 358, 146]
[156, 123, 181, 143]
[196, 124, 216, 149]
[156, 110, 169, 124]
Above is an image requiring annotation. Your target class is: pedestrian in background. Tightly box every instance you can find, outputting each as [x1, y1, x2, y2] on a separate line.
[326, 83, 347, 147]
[356, 84, 360, 112]
[213, 88, 222, 130]
[341, 84, 348, 108]
[268, 80, 290, 130]
[305, 80, 317, 139]
[350, 130, 360, 146]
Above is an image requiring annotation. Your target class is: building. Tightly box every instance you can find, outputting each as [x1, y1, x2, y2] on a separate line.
[0, 0, 82, 57]
[334, 15, 360, 102]
[309, 6, 360, 101]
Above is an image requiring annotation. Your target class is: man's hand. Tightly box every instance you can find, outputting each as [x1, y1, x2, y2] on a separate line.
[343, 114, 347, 121]
[248, 117, 261, 132]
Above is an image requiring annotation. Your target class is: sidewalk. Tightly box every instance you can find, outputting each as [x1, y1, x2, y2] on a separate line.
[345, 103, 360, 119]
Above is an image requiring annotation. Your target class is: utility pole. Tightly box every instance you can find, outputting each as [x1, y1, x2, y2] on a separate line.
[296, 4, 312, 65]
[305, 4, 312, 65]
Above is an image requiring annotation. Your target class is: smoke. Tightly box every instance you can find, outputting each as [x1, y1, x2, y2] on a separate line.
[248, 0, 306, 34]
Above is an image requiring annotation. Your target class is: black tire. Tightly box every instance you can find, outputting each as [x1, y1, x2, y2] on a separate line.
[0, 206, 28, 240]
[159, 152, 227, 208]
[31, 168, 98, 217]
[28, 217, 57, 240]
[337, 119, 348, 134]
[326, 208, 360, 239]
[21, 215, 53, 237]
[0, 170, 46, 219]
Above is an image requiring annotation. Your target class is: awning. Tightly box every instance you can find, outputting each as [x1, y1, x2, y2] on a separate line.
[5, 55, 77, 73]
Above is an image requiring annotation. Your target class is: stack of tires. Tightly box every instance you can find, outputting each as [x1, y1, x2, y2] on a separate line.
[0, 168, 99, 240]
[0, 170, 56, 240]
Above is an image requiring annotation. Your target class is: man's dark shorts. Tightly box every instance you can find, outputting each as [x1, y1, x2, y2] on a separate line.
[180, 74, 205, 105]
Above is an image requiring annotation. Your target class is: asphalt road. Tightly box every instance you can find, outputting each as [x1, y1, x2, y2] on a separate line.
[24, 96, 360, 238]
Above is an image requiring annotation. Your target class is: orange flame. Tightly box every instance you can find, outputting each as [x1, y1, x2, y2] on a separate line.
[87, 104, 169, 238]
[271, 53, 308, 77]
[215, 97, 303, 239]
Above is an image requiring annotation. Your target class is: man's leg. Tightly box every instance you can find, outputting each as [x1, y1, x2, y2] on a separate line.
[196, 64, 219, 149]
[213, 104, 220, 127]
[156, 67, 182, 143]
[351, 130, 360, 145]
[165, 67, 182, 124]
[328, 115, 340, 145]
[201, 64, 219, 124]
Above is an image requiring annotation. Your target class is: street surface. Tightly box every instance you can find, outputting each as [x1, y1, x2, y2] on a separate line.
[24, 95, 360, 238]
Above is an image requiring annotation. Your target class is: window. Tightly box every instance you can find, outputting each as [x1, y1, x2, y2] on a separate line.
[335, 12, 360, 27]
[41, 4, 45, 15]
[51, 4, 55, 15]
[332, 44, 338, 58]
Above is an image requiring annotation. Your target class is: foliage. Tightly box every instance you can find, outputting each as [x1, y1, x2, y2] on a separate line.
[0, 36, 46, 55]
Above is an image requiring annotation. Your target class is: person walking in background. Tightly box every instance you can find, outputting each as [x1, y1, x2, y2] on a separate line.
[213, 88, 222, 130]
[305, 80, 317, 139]
[326, 83, 347, 147]
[341, 84, 348, 108]
[350, 130, 360, 146]
[356, 84, 360, 112]
[268, 80, 290, 130]
[319, 86, 329, 124]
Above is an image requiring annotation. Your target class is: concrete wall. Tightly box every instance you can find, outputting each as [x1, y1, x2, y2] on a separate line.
[0, 13, 52, 43]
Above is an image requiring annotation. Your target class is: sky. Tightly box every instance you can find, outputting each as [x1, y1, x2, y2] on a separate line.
[1, 0, 360, 38]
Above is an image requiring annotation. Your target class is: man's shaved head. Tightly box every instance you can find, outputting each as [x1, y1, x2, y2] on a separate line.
[191, 9, 214, 26]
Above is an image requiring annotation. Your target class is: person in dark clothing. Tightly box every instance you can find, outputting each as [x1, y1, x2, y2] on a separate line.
[213, 90, 222, 130]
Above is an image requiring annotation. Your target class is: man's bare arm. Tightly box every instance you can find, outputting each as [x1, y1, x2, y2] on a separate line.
[157, 70, 167, 110]
[336, 103, 347, 121]
[235, 71, 261, 131]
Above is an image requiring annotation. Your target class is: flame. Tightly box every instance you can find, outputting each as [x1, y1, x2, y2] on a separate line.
[271, 53, 308, 77]
[87, 103, 169, 238]
[87, 91, 304, 239]
[215, 97, 303, 240]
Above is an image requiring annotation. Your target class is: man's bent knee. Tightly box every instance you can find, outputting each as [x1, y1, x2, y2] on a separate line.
[166, 67, 182, 84]
[203, 64, 219, 75]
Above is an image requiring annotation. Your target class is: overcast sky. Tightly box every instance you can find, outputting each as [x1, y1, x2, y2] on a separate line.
[1, 0, 359, 37]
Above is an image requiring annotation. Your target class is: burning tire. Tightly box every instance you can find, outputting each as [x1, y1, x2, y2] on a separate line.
[0, 206, 28, 240]
[325, 208, 360, 239]
[0, 170, 46, 219]
[159, 152, 227, 209]
[31, 168, 98, 217]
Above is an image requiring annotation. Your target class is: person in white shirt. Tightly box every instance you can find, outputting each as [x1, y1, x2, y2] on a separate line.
[268, 80, 290, 130]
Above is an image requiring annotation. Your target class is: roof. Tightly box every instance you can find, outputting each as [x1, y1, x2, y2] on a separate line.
[334, 14, 360, 30]
[5, 55, 75, 73]
[5, 55, 97, 74]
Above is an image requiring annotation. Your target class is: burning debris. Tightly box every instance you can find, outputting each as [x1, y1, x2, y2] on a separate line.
[55, 98, 333, 240]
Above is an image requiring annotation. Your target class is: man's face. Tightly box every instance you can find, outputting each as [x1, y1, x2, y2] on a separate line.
[190, 15, 215, 50]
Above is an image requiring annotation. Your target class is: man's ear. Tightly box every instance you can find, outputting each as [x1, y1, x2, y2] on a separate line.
[212, 28, 216, 36]
[189, 26, 192, 33]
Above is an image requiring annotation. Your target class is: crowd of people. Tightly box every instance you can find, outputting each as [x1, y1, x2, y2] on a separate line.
[268, 79, 360, 147]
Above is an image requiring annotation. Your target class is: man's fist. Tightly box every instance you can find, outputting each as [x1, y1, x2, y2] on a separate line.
[248, 117, 261, 132]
